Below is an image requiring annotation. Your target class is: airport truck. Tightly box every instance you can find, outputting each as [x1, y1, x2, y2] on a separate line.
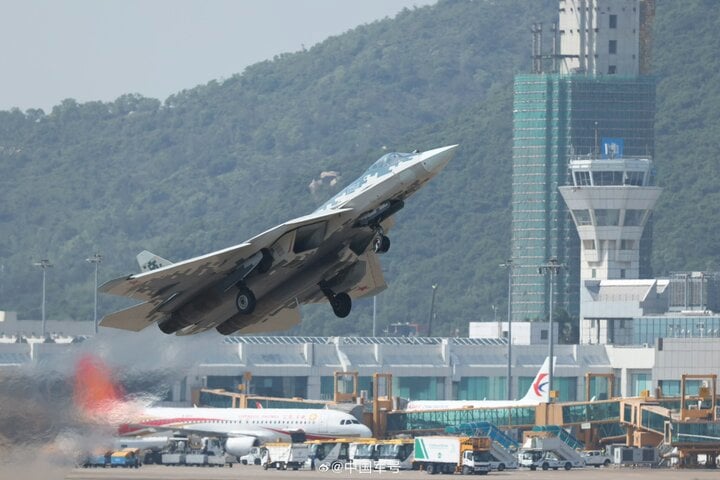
[350, 439, 380, 470]
[581, 450, 612, 467]
[375, 438, 414, 471]
[81, 451, 111, 468]
[261, 442, 311, 470]
[413, 436, 492, 475]
[518, 436, 585, 471]
[110, 448, 141, 468]
[306, 439, 351, 470]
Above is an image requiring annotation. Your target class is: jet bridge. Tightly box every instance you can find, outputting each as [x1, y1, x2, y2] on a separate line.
[619, 374, 720, 467]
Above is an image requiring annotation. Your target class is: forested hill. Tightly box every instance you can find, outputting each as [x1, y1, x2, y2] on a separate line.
[0, 0, 718, 337]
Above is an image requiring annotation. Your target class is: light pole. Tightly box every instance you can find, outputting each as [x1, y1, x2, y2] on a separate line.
[33, 259, 53, 337]
[372, 295, 377, 337]
[538, 257, 563, 401]
[500, 259, 513, 400]
[86, 253, 103, 334]
[428, 284, 438, 337]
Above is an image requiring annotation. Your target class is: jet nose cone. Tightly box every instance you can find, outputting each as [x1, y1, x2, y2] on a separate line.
[421, 145, 458, 174]
[358, 424, 372, 438]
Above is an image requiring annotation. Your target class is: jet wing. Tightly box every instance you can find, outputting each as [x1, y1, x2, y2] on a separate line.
[100, 208, 355, 303]
[121, 422, 267, 441]
[99, 302, 166, 332]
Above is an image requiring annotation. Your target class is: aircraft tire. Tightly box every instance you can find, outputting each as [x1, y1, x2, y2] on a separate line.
[236, 287, 256, 314]
[373, 235, 391, 254]
[331, 292, 352, 318]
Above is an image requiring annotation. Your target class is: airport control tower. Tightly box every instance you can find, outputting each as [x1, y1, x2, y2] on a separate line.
[510, 0, 656, 324]
[558, 150, 661, 282]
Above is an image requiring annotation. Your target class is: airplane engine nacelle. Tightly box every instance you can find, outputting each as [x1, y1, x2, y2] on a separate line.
[224, 436, 260, 457]
[158, 290, 226, 334]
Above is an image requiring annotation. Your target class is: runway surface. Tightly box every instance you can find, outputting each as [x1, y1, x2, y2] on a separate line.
[59, 464, 720, 479]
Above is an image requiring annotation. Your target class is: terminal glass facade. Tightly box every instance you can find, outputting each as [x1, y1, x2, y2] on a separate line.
[252, 376, 307, 398]
[458, 376, 507, 401]
[512, 74, 655, 322]
[393, 376, 444, 401]
[632, 315, 720, 345]
[555, 377, 578, 402]
[517, 376, 534, 398]
[630, 372, 652, 396]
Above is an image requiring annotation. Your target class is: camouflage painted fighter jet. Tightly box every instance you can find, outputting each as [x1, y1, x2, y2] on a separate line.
[99, 145, 457, 336]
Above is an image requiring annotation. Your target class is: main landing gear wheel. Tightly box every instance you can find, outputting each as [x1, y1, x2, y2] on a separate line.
[235, 286, 256, 314]
[372, 234, 391, 254]
[330, 292, 352, 318]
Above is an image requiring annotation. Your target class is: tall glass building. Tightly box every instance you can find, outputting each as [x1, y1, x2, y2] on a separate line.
[510, 0, 657, 323]
[511, 74, 655, 323]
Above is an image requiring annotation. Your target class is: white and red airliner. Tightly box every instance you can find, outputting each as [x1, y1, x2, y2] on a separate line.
[74, 355, 371, 457]
[404, 357, 554, 411]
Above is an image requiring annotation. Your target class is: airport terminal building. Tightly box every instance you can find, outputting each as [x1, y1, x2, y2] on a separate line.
[2, 309, 720, 407]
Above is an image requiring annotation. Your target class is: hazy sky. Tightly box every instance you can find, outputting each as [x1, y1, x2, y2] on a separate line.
[0, 0, 435, 112]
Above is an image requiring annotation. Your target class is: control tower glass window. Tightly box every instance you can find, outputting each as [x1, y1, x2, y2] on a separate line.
[624, 171, 645, 186]
[595, 209, 620, 226]
[593, 171, 623, 185]
[573, 209, 592, 226]
[623, 209, 646, 226]
[574, 171, 591, 186]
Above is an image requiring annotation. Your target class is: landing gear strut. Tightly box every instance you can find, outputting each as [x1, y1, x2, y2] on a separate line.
[320, 284, 352, 318]
[371, 225, 391, 254]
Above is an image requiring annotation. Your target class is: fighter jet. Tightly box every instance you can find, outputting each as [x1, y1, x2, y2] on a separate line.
[99, 145, 457, 336]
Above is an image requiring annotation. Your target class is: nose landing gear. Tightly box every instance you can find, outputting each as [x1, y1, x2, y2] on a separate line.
[235, 285, 257, 314]
[371, 225, 391, 254]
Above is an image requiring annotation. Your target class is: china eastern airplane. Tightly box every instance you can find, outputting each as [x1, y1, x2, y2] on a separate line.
[75, 356, 371, 457]
[404, 357, 554, 411]
[99, 145, 457, 336]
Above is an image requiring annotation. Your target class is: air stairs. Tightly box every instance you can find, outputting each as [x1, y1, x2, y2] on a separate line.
[523, 426, 586, 467]
[446, 422, 519, 469]
[447, 421, 518, 450]
[530, 425, 585, 450]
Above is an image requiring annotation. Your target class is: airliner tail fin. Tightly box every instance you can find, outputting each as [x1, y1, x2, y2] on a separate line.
[520, 357, 554, 403]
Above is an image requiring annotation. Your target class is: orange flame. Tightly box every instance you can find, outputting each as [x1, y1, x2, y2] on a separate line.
[73, 354, 124, 415]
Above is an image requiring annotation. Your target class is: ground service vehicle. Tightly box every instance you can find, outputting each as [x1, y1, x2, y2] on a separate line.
[519, 449, 585, 471]
[81, 451, 111, 468]
[262, 442, 311, 470]
[375, 439, 414, 471]
[413, 436, 491, 475]
[351, 439, 380, 470]
[581, 450, 612, 467]
[110, 448, 141, 468]
[519, 436, 585, 471]
[306, 439, 352, 470]
[240, 446, 263, 465]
